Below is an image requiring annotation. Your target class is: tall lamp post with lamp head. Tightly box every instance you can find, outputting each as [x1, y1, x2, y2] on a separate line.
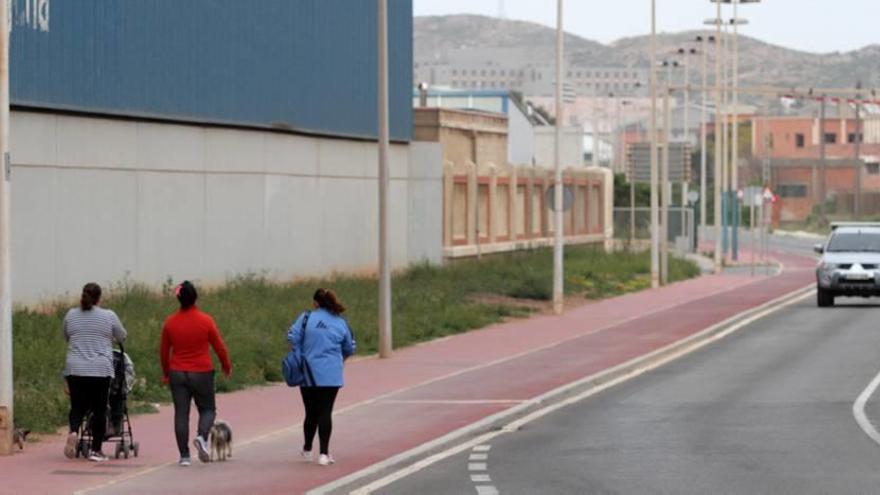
[694, 35, 716, 241]
[712, 0, 761, 261]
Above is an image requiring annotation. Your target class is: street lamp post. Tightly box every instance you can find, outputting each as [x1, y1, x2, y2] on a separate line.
[0, 0, 13, 455]
[712, 2, 723, 273]
[650, 0, 660, 288]
[677, 48, 698, 226]
[696, 35, 716, 242]
[377, 0, 392, 359]
[713, 0, 761, 259]
[855, 81, 863, 219]
[553, 0, 564, 314]
[662, 86, 671, 285]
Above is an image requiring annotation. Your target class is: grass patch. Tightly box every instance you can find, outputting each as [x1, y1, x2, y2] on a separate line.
[13, 245, 698, 432]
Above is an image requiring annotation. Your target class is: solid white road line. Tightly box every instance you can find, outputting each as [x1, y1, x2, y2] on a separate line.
[853, 367, 880, 446]
[343, 289, 815, 495]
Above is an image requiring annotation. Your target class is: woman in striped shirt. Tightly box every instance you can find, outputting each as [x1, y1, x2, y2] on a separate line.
[63, 283, 127, 462]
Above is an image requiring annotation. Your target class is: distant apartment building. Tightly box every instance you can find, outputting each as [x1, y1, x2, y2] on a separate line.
[743, 115, 880, 224]
[752, 116, 880, 161]
[414, 59, 647, 97]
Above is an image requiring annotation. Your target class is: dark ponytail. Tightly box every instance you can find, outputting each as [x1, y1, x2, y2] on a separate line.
[176, 281, 198, 309]
[80, 283, 102, 311]
[313, 288, 345, 315]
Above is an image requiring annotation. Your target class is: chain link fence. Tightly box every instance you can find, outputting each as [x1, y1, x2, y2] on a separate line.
[613, 207, 697, 252]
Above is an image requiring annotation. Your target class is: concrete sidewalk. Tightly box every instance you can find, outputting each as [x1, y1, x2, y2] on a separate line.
[0, 250, 816, 495]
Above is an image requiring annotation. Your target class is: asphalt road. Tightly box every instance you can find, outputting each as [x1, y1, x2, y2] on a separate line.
[377, 295, 880, 495]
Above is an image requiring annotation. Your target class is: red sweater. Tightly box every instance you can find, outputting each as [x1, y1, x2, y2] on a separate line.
[160, 307, 231, 377]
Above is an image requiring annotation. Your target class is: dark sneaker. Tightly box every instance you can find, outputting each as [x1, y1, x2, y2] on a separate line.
[88, 451, 108, 462]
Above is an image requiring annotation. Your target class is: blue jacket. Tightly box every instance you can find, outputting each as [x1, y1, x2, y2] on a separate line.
[287, 309, 355, 387]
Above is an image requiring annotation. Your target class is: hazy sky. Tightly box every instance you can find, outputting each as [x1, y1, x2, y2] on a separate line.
[414, 0, 879, 54]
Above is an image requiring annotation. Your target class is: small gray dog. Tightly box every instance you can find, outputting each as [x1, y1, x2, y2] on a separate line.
[209, 420, 232, 462]
[13, 428, 30, 451]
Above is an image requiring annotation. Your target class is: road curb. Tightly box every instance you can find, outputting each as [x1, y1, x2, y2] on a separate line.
[311, 282, 816, 495]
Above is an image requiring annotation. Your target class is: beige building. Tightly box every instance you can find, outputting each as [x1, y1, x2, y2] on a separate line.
[414, 107, 613, 258]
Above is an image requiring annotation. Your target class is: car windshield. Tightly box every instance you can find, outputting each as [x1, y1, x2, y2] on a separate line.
[826, 232, 880, 252]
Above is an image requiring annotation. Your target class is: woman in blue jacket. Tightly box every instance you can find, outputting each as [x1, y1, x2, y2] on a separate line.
[288, 288, 355, 466]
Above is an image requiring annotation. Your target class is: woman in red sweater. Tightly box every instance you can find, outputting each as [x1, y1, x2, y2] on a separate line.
[160, 281, 232, 466]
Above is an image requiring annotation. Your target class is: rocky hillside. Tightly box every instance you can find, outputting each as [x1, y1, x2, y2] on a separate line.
[416, 15, 880, 90]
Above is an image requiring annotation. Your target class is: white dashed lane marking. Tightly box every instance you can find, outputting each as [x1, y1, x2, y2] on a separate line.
[468, 444, 499, 494]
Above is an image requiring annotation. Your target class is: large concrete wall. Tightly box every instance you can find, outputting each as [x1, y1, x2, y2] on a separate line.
[9, 111, 442, 303]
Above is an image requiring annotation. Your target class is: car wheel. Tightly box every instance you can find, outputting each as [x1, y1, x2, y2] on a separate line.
[817, 288, 835, 307]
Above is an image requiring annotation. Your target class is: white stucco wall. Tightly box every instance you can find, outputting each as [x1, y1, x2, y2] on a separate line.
[533, 126, 584, 167]
[507, 103, 536, 166]
[10, 111, 442, 303]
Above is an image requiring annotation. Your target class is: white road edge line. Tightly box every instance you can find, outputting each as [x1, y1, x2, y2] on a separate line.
[853, 366, 880, 446]
[336, 288, 815, 495]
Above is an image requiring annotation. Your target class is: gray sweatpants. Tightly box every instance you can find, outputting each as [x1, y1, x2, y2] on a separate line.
[168, 370, 216, 457]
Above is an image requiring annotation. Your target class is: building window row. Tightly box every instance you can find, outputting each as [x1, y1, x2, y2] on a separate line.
[440, 67, 640, 81]
[777, 184, 807, 198]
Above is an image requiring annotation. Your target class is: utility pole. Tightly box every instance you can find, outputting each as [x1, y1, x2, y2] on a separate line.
[713, 0, 723, 274]
[0, 0, 13, 455]
[682, 49, 691, 213]
[662, 88, 671, 285]
[731, 0, 740, 262]
[552, 0, 564, 314]
[854, 81, 863, 219]
[699, 35, 712, 242]
[650, 0, 660, 288]
[377, 0, 392, 358]
[819, 95, 827, 221]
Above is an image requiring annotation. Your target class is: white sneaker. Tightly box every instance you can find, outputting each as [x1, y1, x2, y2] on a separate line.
[88, 451, 108, 462]
[301, 450, 313, 462]
[318, 454, 335, 466]
[64, 432, 78, 459]
[193, 436, 210, 463]
[178, 457, 192, 467]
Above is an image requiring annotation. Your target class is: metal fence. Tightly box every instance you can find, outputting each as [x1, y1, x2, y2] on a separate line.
[613, 206, 697, 252]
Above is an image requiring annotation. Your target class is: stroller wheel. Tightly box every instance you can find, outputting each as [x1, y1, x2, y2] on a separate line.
[114, 442, 122, 459]
[132, 442, 139, 457]
[123, 443, 130, 459]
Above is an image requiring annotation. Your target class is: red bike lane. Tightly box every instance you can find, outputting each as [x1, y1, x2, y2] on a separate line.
[0, 250, 816, 495]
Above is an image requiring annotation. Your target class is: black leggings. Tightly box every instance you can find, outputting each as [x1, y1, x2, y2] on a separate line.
[67, 376, 111, 453]
[169, 370, 216, 457]
[300, 386, 340, 455]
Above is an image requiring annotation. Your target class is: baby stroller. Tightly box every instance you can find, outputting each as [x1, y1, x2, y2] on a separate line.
[75, 344, 140, 459]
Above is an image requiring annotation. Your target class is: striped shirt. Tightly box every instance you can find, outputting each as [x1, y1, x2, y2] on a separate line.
[63, 307, 127, 378]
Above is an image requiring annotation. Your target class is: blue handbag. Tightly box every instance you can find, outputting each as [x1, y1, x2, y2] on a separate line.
[282, 311, 314, 387]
